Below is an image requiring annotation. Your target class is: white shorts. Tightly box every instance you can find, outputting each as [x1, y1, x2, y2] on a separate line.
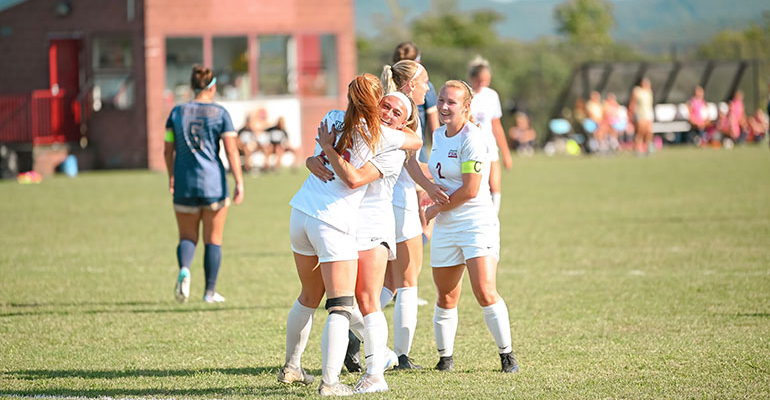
[430, 223, 500, 268]
[290, 208, 358, 263]
[357, 234, 397, 261]
[394, 205, 422, 243]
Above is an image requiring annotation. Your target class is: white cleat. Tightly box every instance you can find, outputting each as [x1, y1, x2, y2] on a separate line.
[318, 380, 355, 396]
[277, 364, 314, 385]
[203, 292, 225, 303]
[384, 348, 399, 370]
[174, 268, 190, 303]
[354, 373, 389, 393]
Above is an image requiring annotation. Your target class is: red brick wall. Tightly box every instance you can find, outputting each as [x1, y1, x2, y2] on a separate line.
[0, 0, 147, 168]
[144, 0, 356, 170]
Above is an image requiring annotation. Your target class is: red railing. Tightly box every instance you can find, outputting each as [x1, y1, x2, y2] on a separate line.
[0, 90, 75, 145]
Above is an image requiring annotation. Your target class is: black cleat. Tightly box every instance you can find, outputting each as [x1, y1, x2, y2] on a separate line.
[344, 330, 363, 373]
[500, 351, 519, 373]
[435, 355, 454, 371]
[395, 354, 423, 370]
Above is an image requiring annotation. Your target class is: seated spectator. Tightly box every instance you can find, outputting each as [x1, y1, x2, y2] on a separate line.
[585, 91, 606, 149]
[260, 117, 296, 171]
[508, 112, 536, 156]
[747, 109, 768, 143]
[602, 92, 624, 152]
[688, 86, 709, 145]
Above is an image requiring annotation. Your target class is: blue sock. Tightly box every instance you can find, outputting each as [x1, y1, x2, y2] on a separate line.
[176, 239, 196, 270]
[203, 244, 222, 293]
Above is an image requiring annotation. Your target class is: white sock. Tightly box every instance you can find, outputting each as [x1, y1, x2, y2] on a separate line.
[433, 305, 458, 357]
[363, 311, 388, 375]
[482, 299, 512, 354]
[349, 303, 365, 341]
[380, 287, 394, 308]
[491, 192, 501, 215]
[285, 300, 315, 368]
[321, 313, 349, 384]
[393, 286, 418, 356]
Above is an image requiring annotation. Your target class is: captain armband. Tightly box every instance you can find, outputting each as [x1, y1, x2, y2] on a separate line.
[164, 129, 175, 143]
[461, 160, 482, 174]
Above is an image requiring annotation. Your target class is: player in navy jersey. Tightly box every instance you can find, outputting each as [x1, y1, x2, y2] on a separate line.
[164, 65, 244, 304]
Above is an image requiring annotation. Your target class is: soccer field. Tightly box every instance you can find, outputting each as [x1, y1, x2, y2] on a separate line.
[1, 147, 769, 399]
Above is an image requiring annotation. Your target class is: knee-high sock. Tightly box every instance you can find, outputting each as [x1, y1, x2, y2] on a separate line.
[176, 239, 196, 269]
[349, 303, 365, 341]
[363, 311, 388, 375]
[491, 192, 501, 215]
[433, 305, 458, 357]
[321, 313, 349, 384]
[203, 244, 221, 293]
[482, 299, 512, 354]
[285, 300, 315, 368]
[380, 287, 394, 308]
[393, 286, 418, 356]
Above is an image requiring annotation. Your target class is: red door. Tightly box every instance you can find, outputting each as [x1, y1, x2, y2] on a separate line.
[49, 39, 80, 143]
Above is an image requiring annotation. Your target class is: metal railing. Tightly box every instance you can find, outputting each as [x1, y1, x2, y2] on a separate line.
[0, 90, 76, 145]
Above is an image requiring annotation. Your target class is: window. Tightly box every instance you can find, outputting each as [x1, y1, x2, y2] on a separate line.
[92, 36, 134, 110]
[298, 34, 337, 97]
[213, 36, 250, 100]
[165, 37, 203, 103]
[258, 35, 293, 96]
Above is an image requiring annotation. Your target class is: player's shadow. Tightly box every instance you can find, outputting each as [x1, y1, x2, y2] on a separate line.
[1, 366, 318, 398]
[0, 301, 281, 318]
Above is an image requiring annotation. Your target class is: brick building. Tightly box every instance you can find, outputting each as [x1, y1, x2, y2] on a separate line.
[0, 0, 356, 172]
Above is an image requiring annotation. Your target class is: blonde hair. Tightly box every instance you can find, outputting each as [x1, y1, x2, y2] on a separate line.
[442, 80, 476, 125]
[337, 74, 383, 154]
[381, 60, 422, 94]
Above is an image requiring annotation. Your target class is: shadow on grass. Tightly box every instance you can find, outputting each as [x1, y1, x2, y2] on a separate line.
[0, 304, 283, 318]
[1, 366, 318, 398]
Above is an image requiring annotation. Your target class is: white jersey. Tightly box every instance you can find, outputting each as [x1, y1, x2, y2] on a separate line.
[392, 117, 423, 211]
[470, 86, 503, 156]
[357, 147, 406, 242]
[428, 122, 496, 231]
[289, 110, 405, 235]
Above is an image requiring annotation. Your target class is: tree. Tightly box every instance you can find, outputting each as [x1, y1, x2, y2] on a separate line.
[412, 0, 503, 49]
[554, 0, 614, 46]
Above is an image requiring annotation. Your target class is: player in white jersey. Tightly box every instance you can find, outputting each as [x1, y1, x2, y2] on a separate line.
[468, 56, 512, 215]
[378, 60, 450, 371]
[281, 74, 417, 397]
[305, 92, 422, 393]
[422, 80, 519, 374]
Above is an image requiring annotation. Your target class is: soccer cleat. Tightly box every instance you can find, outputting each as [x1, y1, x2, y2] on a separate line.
[435, 355, 454, 371]
[354, 373, 389, 393]
[344, 331, 363, 373]
[277, 364, 314, 385]
[174, 268, 190, 303]
[318, 380, 355, 396]
[395, 354, 423, 370]
[203, 292, 225, 303]
[500, 351, 519, 373]
[384, 348, 399, 370]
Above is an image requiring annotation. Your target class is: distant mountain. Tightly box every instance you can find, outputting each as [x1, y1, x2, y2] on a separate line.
[354, 0, 769, 53]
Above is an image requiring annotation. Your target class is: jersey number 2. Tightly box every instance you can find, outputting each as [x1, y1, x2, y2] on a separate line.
[436, 162, 445, 179]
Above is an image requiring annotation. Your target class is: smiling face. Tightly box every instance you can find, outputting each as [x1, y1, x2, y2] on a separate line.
[379, 95, 409, 129]
[436, 85, 469, 126]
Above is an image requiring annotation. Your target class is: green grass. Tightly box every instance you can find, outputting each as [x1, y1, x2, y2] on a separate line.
[1, 146, 769, 399]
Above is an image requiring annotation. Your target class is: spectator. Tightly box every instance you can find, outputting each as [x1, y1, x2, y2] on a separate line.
[629, 77, 654, 155]
[585, 91, 606, 151]
[508, 112, 536, 156]
[687, 86, 709, 146]
[602, 92, 623, 152]
[728, 90, 747, 143]
[747, 109, 768, 143]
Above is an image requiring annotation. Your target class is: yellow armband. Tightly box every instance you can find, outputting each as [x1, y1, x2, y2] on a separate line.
[461, 160, 482, 174]
[164, 129, 175, 142]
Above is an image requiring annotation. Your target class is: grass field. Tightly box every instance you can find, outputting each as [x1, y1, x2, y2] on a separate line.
[1, 146, 769, 399]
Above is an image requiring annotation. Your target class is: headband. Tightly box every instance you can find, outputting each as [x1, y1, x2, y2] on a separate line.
[384, 91, 413, 119]
[410, 63, 424, 82]
[194, 77, 217, 93]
